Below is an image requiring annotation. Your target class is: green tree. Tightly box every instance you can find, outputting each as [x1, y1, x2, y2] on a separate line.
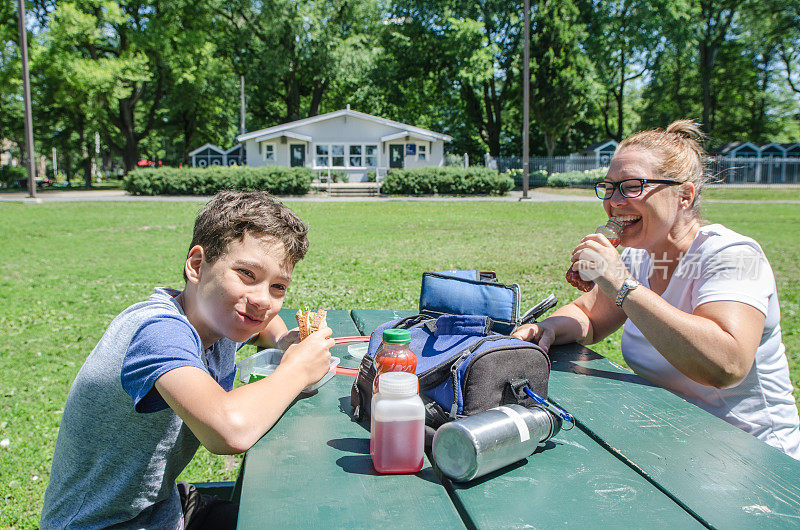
[578, 0, 665, 141]
[38, 0, 176, 172]
[0, 2, 24, 164]
[529, 0, 597, 157]
[216, 0, 382, 126]
[695, 0, 748, 134]
[376, 1, 525, 158]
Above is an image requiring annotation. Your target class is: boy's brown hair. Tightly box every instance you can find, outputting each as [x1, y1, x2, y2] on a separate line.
[185, 191, 308, 278]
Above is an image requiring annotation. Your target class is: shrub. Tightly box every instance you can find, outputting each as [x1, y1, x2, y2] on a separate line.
[380, 167, 512, 195]
[546, 167, 607, 187]
[123, 166, 314, 196]
[0, 165, 26, 188]
[504, 168, 548, 188]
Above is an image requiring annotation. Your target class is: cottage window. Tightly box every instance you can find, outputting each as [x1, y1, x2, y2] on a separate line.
[315, 143, 379, 167]
[315, 145, 329, 167]
[263, 144, 274, 161]
[331, 144, 345, 166]
[349, 145, 362, 167]
[365, 145, 378, 167]
[418, 144, 427, 161]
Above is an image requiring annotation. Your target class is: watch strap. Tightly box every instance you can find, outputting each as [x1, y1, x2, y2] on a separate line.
[615, 278, 639, 308]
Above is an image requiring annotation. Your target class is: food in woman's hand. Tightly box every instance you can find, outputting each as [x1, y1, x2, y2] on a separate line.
[295, 309, 328, 340]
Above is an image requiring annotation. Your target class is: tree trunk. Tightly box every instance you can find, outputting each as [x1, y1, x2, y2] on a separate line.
[615, 46, 626, 141]
[544, 131, 555, 173]
[308, 80, 327, 117]
[699, 41, 717, 133]
[83, 140, 92, 188]
[118, 98, 140, 172]
[181, 114, 195, 165]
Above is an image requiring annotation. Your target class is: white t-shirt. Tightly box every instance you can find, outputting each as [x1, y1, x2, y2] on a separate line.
[620, 223, 800, 459]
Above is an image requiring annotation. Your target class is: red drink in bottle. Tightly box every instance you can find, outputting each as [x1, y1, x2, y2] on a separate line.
[371, 419, 425, 473]
[566, 218, 623, 292]
[373, 329, 416, 394]
[370, 372, 425, 474]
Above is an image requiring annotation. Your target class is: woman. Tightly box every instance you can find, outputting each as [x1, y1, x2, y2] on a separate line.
[513, 120, 800, 459]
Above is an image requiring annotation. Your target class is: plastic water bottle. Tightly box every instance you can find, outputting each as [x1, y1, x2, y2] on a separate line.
[432, 404, 561, 482]
[565, 218, 623, 292]
[370, 371, 425, 474]
[372, 329, 417, 394]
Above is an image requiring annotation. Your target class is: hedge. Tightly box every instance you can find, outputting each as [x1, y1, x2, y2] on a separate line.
[546, 167, 607, 187]
[380, 167, 513, 195]
[501, 167, 607, 188]
[504, 168, 548, 188]
[123, 166, 314, 196]
[0, 165, 26, 188]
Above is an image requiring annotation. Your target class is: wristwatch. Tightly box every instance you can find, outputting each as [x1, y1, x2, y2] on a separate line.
[615, 278, 640, 308]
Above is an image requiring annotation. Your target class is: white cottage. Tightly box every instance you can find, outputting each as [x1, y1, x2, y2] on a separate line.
[236, 107, 452, 182]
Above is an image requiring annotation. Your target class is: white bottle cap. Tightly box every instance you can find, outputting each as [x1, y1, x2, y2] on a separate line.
[378, 371, 418, 396]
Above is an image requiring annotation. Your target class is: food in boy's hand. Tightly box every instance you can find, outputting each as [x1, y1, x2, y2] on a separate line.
[295, 309, 328, 340]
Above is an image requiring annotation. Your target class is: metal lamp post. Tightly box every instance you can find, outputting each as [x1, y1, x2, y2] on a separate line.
[521, 0, 530, 200]
[17, 0, 37, 199]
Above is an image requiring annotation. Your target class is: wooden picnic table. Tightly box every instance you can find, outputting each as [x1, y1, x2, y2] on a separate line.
[234, 309, 800, 529]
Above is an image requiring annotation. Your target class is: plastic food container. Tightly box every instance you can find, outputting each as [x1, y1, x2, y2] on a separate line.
[347, 343, 369, 360]
[237, 348, 340, 393]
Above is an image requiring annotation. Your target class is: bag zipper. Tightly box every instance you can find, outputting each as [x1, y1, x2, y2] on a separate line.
[449, 349, 471, 417]
[462, 341, 549, 391]
[446, 336, 500, 417]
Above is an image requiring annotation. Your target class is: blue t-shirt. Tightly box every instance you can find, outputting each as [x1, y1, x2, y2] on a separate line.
[122, 311, 238, 413]
[42, 288, 243, 529]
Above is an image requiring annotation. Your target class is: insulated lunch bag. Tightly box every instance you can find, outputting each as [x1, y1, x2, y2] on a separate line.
[350, 313, 551, 438]
[419, 270, 558, 334]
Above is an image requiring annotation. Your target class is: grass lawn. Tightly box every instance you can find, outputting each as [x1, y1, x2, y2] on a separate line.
[1, 198, 799, 527]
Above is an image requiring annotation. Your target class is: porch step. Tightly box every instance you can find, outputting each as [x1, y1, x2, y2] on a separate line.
[311, 182, 380, 197]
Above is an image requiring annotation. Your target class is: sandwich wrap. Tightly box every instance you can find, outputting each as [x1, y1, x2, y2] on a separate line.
[295, 309, 328, 341]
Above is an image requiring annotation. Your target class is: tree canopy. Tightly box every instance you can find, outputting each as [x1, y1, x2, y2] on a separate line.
[1, 0, 798, 177]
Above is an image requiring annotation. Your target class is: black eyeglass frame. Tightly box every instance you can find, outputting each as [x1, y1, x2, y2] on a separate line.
[595, 178, 681, 200]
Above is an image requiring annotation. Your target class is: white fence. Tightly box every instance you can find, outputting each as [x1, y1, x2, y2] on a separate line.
[486, 155, 800, 185]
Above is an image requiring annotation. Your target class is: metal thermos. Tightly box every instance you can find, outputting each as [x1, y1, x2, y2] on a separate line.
[432, 404, 562, 482]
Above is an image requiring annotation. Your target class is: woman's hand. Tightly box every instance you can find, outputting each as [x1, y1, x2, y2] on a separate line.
[571, 233, 629, 296]
[512, 321, 556, 352]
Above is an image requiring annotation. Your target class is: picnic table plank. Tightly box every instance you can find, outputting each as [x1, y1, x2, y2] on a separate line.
[548, 343, 800, 528]
[235, 309, 465, 529]
[350, 309, 700, 527]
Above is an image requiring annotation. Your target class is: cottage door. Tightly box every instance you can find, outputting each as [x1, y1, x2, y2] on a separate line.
[389, 144, 404, 168]
[290, 145, 305, 167]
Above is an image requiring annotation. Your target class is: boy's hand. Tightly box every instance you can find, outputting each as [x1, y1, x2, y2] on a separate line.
[278, 326, 334, 388]
[275, 328, 300, 351]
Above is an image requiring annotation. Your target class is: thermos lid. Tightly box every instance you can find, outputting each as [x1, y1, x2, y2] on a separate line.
[383, 328, 411, 343]
[378, 371, 418, 396]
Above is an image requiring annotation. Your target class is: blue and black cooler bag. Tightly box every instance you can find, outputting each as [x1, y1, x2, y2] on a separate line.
[350, 313, 551, 443]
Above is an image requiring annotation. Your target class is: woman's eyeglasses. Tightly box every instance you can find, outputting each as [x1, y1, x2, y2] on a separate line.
[595, 178, 681, 200]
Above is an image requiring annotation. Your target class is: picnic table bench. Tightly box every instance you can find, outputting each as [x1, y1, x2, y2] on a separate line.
[233, 309, 800, 528]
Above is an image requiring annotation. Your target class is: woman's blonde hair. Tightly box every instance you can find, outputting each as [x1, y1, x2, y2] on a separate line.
[617, 120, 710, 216]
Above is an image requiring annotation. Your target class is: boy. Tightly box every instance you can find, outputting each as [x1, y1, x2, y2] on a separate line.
[41, 191, 333, 529]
